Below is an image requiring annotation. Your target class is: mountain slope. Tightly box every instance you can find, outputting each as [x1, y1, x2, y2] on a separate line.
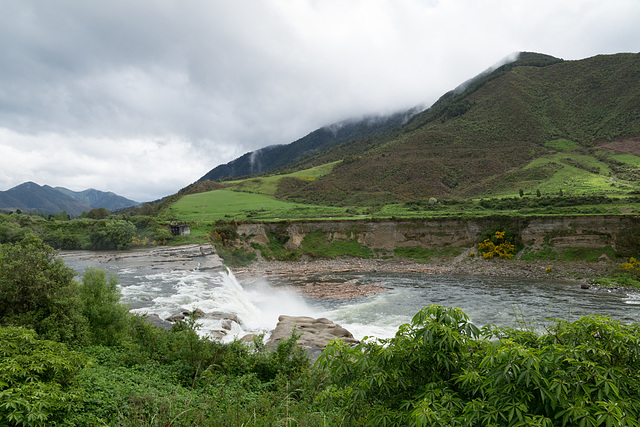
[0, 182, 139, 215]
[274, 52, 640, 205]
[53, 187, 138, 211]
[197, 108, 421, 182]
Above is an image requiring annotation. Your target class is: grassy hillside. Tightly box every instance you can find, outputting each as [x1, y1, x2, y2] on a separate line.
[273, 52, 640, 205]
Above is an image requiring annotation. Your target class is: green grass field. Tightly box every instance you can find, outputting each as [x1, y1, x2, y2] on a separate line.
[160, 154, 639, 225]
[223, 162, 338, 196]
[495, 151, 637, 198]
[165, 188, 350, 222]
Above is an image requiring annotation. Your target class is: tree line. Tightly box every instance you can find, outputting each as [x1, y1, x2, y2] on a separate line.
[0, 210, 173, 250]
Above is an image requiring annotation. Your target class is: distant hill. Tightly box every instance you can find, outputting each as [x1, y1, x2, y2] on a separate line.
[271, 52, 640, 205]
[197, 108, 421, 182]
[0, 182, 139, 215]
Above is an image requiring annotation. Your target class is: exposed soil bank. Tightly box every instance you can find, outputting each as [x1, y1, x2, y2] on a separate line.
[236, 215, 640, 255]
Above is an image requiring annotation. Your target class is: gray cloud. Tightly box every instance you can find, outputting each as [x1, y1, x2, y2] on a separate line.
[1, 0, 639, 201]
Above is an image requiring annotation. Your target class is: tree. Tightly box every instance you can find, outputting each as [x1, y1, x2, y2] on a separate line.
[518, 188, 524, 197]
[0, 216, 22, 243]
[536, 188, 542, 197]
[48, 210, 70, 221]
[0, 234, 88, 344]
[89, 219, 136, 250]
[85, 207, 111, 220]
[79, 267, 130, 346]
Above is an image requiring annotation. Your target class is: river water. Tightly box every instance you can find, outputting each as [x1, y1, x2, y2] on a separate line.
[62, 257, 640, 341]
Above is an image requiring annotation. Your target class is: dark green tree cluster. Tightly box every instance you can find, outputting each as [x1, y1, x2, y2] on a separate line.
[0, 235, 88, 343]
[0, 211, 172, 250]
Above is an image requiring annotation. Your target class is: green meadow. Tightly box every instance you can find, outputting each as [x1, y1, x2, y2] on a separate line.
[161, 152, 639, 226]
[165, 188, 350, 222]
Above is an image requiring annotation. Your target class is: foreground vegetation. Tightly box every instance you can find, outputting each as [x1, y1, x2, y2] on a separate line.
[3, 236, 640, 425]
[0, 235, 333, 426]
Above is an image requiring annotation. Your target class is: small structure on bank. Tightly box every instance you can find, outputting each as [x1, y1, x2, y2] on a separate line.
[168, 223, 191, 236]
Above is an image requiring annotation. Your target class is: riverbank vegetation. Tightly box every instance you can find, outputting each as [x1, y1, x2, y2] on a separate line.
[0, 210, 173, 250]
[3, 236, 640, 425]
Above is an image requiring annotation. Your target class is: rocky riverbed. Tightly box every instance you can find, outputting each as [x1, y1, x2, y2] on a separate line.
[233, 250, 619, 299]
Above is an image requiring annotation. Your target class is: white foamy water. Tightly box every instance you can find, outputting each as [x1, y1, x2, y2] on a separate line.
[120, 269, 318, 340]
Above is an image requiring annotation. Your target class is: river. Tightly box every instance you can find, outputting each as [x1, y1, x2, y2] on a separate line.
[61, 251, 640, 341]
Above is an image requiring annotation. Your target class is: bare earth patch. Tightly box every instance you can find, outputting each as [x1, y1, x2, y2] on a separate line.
[599, 138, 640, 155]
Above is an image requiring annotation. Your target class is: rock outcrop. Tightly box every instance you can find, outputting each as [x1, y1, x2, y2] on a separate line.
[162, 308, 242, 339]
[235, 215, 640, 256]
[61, 243, 224, 271]
[266, 315, 359, 361]
[144, 314, 173, 330]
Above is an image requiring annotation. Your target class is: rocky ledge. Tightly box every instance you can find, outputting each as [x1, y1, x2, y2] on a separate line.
[234, 251, 620, 299]
[60, 243, 224, 271]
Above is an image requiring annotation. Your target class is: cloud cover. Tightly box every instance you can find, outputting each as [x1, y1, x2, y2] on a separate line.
[1, 0, 639, 201]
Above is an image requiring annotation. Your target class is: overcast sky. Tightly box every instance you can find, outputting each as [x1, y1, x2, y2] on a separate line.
[1, 0, 639, 202]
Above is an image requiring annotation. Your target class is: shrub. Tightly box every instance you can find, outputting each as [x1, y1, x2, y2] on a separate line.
[317, 305, 640, 426]
[0, 327, 90, 426]
[0, 235, 88, 344]
[478, 230, 515, 259]
[301, 230, 372, 259]
[89, 219, 136, 250]
[79, 268, 131, 346]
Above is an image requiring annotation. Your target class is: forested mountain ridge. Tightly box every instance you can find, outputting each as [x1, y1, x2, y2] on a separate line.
[197, 107, 422, 182]
[274, 52, 640, 205]
[0, 182, 139, 215]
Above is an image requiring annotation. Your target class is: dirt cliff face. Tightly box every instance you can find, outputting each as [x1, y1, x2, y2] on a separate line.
[519, 216, 638, 253]
[235, 215, 639, 256]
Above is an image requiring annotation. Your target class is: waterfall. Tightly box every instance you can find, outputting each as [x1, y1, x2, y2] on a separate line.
[125, 268, 317, 341]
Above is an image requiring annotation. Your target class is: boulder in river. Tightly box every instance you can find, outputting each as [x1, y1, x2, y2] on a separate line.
[266, 315, 359, 361]
[144, 314, 173, 330]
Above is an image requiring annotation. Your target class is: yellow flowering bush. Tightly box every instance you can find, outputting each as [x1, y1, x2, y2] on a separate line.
[620, 257, 640, 275]
[131, 235, 157, 247]
[478, 231, 515, 260]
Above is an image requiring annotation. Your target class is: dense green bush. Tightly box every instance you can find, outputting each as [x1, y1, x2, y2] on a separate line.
[0, 234, 88, 344]
[79, 267, 131, 346]
[301, 229, 373, 259]
[0, 327, 90, 426]
[317, 305, 640, 426]
[89, 219, 136, 250]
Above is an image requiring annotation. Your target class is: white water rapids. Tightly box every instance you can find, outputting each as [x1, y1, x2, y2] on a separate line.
[62, 254, 640, 342]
